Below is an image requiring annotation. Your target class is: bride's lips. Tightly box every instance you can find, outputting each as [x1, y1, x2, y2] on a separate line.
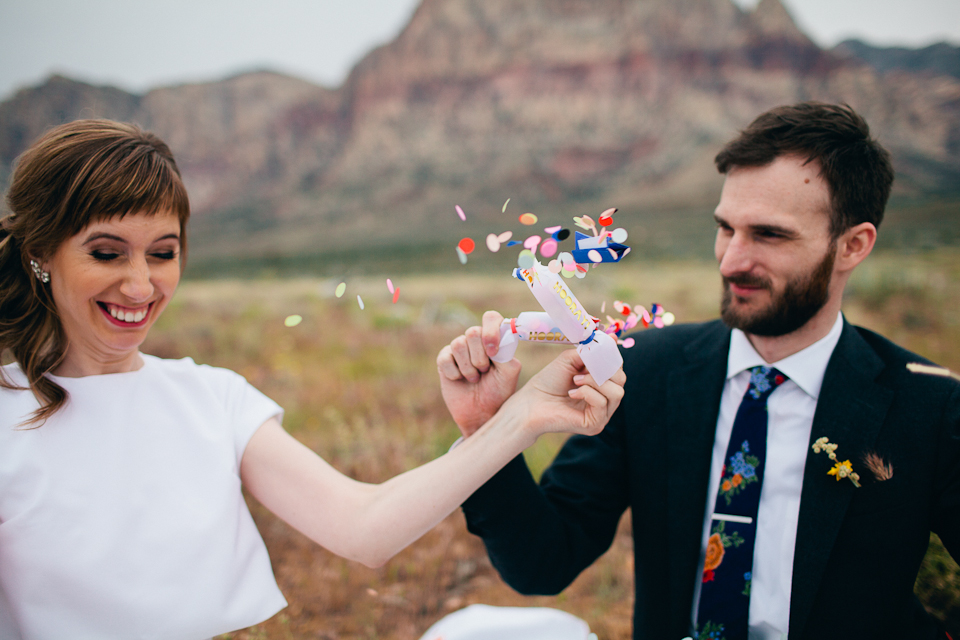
[97, 301, 153, 328]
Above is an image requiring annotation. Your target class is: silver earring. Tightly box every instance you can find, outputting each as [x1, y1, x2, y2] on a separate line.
[29, 259, 50, 283]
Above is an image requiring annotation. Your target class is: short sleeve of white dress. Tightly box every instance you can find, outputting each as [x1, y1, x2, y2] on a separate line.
[0, 356, 288, 640]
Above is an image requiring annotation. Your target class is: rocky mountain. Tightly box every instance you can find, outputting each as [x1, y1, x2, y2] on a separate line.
[833, 39, 960, 80]
[2, 0, 959, 268]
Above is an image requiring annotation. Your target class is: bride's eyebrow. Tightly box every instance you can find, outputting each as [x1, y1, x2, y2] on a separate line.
[82, 232, 126, 245]
[81, 232, 180, 245]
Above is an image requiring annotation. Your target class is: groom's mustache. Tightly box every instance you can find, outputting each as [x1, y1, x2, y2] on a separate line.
[723, 272, 772, 291]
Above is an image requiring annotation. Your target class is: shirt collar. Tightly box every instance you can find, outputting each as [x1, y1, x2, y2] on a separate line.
[726, 312, 844, 400]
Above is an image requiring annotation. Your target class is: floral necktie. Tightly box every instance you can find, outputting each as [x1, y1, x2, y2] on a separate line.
[695, 365, 788, 640]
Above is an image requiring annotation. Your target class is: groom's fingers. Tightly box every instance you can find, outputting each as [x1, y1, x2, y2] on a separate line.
[481, 310, 505, 357]
[449, 332, 483, 383]
[436, 344, 464, 381]
[464, 325, 490, 373]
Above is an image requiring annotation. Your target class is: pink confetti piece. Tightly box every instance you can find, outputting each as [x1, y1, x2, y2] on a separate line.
[357, 295, 365, 310]
[497, 231, 513, 243]
[654, 316, 665, 328]
[539, 239, 558, 257]
[622, 337, 635, 349]
[392, 287, 400, 304]
[386, 278, 394, 294]
[548, 259, 562, 274]
[587, 249, 603, 263]
[486, 233, 501, 252]
[601, 301, 606, 313]
[455, 205, 466, 221]
[523, 234, 542, 251]
[544, 225, 562, 234]
[600, 208, 618, 218]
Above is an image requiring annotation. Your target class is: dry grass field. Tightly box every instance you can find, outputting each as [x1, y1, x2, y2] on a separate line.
[139, 251, 960, 639]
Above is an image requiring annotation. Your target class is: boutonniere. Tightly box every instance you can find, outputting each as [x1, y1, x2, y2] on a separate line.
[812, 437, 861, 488]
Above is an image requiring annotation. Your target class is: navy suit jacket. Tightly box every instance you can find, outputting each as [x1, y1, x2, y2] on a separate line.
[463, 319, 960, 638]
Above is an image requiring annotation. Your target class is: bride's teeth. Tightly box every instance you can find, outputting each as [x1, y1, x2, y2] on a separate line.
[110, 307, 118, 318]
[124, 311, 135, 322]
[134, 310, 145, 322]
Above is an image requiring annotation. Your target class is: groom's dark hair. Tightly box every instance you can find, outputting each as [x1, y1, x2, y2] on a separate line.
[715, 102, 894, 239]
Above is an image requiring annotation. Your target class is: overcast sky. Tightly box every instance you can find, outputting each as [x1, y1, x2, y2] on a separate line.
[1, 0, 958, 101]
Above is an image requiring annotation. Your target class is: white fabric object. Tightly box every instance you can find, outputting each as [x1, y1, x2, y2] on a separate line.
[418, 605, 591, 640]
[0, 355, 287, 640]
[692, 312, 843, 639]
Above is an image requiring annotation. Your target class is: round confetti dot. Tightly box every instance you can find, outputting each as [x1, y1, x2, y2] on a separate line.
[587, 249, 603, 263]
[540, 239, 558, 257]
[611, 228, 628, 244]
[622, 337, 636, 349]
[548, 259, 562, 274]
[554, 228, 570, 241]
[486, 233, 501, 252]
[519, 213, 538, 225]
[502, 198, 511, 213]
[517, 250, 535, 269]
[559, 251, 574, 265]
[458, 237, 475, 254]
[562, 261, 577, 273]
[523, 235, 542, 251]
[544, 225, 562, 234]
[613, 300, 625, 313]
[357, 295, 365, 310]
[386, 278, 394, 294]
[654, 316, 665, 328]
[497, 231, 513, 243]
[455, 205, 466, 221]
[456, 246, 468, 264]
[575, 268, 587, 279]
[598, 216, 613, 227]
[561, 267, 574, 279]
[284, 315, 303, 327]
[662, 311, 676, 326]
[393, 288, 400, 304]
[335, 282, 346, 298]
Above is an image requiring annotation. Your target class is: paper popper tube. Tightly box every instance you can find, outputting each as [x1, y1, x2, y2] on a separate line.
[489, 261, 623, 386]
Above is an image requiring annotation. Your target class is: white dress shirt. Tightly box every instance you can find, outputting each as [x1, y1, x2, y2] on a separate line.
[691, 312, 844, 639]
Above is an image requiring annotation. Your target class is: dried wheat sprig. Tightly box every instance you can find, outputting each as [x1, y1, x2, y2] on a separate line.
[861, 451, 894, 482]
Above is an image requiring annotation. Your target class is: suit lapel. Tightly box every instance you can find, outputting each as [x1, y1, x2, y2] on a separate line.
[667, 322, 731, 626]
[788, 321, 894, 636]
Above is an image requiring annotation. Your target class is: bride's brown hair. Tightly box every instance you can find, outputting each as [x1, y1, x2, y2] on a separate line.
[0, 119, 190, 427]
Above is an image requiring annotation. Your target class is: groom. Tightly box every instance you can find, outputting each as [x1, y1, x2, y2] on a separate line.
[437, 102, 960, 639]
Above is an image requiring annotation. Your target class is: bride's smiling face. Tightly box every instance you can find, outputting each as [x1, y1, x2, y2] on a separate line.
[44, 211, 182, 376]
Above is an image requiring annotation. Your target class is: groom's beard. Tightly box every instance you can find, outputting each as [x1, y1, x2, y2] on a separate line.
[720, 242, 835, 337]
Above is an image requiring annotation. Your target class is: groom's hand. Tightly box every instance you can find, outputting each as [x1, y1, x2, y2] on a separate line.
[437, 311, 521, 436]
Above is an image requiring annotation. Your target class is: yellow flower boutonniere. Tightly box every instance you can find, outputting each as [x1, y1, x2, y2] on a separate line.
[812, 437, 861, 488]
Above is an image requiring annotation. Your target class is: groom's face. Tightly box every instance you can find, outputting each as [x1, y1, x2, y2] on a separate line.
[713, 155, 839, 337]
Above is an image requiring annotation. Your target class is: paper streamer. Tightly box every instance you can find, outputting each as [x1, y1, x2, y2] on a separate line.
[490, 261, 623, 385]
